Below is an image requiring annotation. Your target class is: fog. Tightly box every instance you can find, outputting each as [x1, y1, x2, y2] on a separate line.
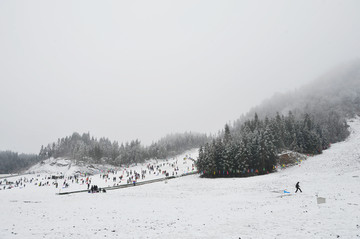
[1, 0, 360, 153]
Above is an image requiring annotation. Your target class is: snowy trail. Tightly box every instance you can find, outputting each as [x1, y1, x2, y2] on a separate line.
[1, 121, 360, 238]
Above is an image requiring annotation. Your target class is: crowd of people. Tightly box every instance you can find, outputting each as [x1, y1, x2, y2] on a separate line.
[0, 155, 197, 193]
[89, 184, 106, 193]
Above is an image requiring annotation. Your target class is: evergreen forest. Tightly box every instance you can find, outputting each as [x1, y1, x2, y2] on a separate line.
[0, 151, 41, 174]
[196, 111, 349, 177]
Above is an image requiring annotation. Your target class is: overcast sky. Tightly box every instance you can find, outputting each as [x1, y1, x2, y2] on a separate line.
[1, 0, 360, 153]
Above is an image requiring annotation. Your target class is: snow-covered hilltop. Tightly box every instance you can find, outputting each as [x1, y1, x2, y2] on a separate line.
[26, 148, 199, 177]
[0, 120, 360, 238]
[25, 157, 116, 176]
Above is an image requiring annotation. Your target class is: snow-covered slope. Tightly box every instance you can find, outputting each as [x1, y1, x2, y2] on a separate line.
[26, 157, 116, 176]
[0, 120, 360, 238]
[2, 148, 199, 193]
[25, 148, 199, 177]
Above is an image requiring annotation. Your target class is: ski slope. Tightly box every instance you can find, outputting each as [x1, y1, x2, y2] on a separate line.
[1, 120, 360, 238]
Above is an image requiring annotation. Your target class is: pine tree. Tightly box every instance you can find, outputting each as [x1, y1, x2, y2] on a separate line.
[213, 138, 225, 175]
[224, 124, 232, 144]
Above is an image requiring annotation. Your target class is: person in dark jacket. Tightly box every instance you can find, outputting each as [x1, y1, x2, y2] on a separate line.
[295, 182, 302, 193]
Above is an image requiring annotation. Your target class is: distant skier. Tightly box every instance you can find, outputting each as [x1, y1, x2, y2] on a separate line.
[295, 182, 302, 193]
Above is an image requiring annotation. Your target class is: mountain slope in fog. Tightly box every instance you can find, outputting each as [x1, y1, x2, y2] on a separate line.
[242, 60, 360, 121]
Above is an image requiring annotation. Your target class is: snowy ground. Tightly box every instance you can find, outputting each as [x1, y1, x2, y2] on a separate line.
[1, 121, 360, 238]
[0, 149, 198, 194]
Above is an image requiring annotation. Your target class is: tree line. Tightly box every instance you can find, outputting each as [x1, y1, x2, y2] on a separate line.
[0, 151, 41, 174]
[196, 111, 349, 178]
[0, 132, 210, 174]
[39, 132, 210, 166]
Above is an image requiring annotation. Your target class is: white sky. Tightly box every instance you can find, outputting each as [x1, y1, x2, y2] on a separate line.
[1, 0, 360, 153]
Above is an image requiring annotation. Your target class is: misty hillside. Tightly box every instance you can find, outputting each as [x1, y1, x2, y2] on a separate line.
[241, 60, 360, 122]
[197, 61, 360, 178]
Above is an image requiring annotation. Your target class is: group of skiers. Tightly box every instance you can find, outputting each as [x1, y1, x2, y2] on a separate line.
[88, 184, 106, 193]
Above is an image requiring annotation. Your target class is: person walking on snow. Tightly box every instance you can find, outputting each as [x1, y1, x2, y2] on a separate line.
[295, 182, 302, 193]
